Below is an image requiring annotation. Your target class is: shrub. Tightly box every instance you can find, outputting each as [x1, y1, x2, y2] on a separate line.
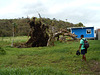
[0, 47, 6, 55]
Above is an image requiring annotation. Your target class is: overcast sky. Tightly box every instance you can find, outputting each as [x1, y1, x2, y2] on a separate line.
[0, 0, 100, 29]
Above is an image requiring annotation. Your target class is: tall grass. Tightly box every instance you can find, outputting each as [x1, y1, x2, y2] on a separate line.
[0, 67, 70, 75]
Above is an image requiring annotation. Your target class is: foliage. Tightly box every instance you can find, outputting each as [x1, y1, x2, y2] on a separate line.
[0, 47, 6, 55]
[0, 19, 29, 37]
[75, 22, 85, 27]
[0, 17, 85, 37]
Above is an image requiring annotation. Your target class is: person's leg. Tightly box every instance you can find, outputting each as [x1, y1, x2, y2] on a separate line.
[83, 54, 86, 61]
[81, 50, 86, 61]
[82, 55, 84, 61]
[81, 50, 84, 61]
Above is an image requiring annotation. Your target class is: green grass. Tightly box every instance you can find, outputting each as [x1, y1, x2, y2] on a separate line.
[0, 36, 100, 75]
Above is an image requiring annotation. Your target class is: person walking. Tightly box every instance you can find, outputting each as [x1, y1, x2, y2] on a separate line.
[78, 35, 89, 62]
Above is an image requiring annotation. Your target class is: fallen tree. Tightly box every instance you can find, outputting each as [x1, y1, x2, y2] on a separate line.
[16, 16, 78, 48]
[54, 29, 77, 41]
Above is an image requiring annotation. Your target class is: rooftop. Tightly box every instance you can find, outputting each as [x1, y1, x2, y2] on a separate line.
[67, 27, 94, 29]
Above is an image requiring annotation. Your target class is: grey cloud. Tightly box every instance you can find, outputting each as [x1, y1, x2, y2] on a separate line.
[18, 0, 100, 27]
[23, 3, 43, 13]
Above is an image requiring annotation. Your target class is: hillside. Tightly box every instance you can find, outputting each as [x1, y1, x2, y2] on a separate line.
[0, 17, 84, 37]
[0, 36, 100, 75]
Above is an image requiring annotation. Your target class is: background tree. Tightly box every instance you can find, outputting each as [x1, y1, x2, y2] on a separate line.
[0, 17, 84, 37]
[75, 22, 85, 27]
[11, 23, 17, 47]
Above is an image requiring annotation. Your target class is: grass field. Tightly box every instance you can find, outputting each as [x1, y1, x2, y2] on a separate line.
[0, 36, 100, 75]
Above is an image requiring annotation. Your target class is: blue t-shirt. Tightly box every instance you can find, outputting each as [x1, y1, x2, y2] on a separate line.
[80, 38, 87, 50]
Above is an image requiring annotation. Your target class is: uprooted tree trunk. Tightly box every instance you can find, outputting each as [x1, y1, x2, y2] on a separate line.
[18, 18, 49, 48]
[53, 29, 77, 41]
[64, 32, 77, 40]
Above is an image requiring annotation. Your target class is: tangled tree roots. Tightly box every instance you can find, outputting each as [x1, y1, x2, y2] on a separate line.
[18, 18, 49, 48]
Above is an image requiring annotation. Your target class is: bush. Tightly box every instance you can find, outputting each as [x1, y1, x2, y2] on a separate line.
[0, 47, 6, 55]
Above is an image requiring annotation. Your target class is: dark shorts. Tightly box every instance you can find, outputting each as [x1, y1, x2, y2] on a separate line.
[81, 49, 87, 55]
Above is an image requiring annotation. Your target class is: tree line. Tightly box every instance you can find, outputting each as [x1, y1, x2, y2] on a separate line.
[0, 17, 84, 37]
